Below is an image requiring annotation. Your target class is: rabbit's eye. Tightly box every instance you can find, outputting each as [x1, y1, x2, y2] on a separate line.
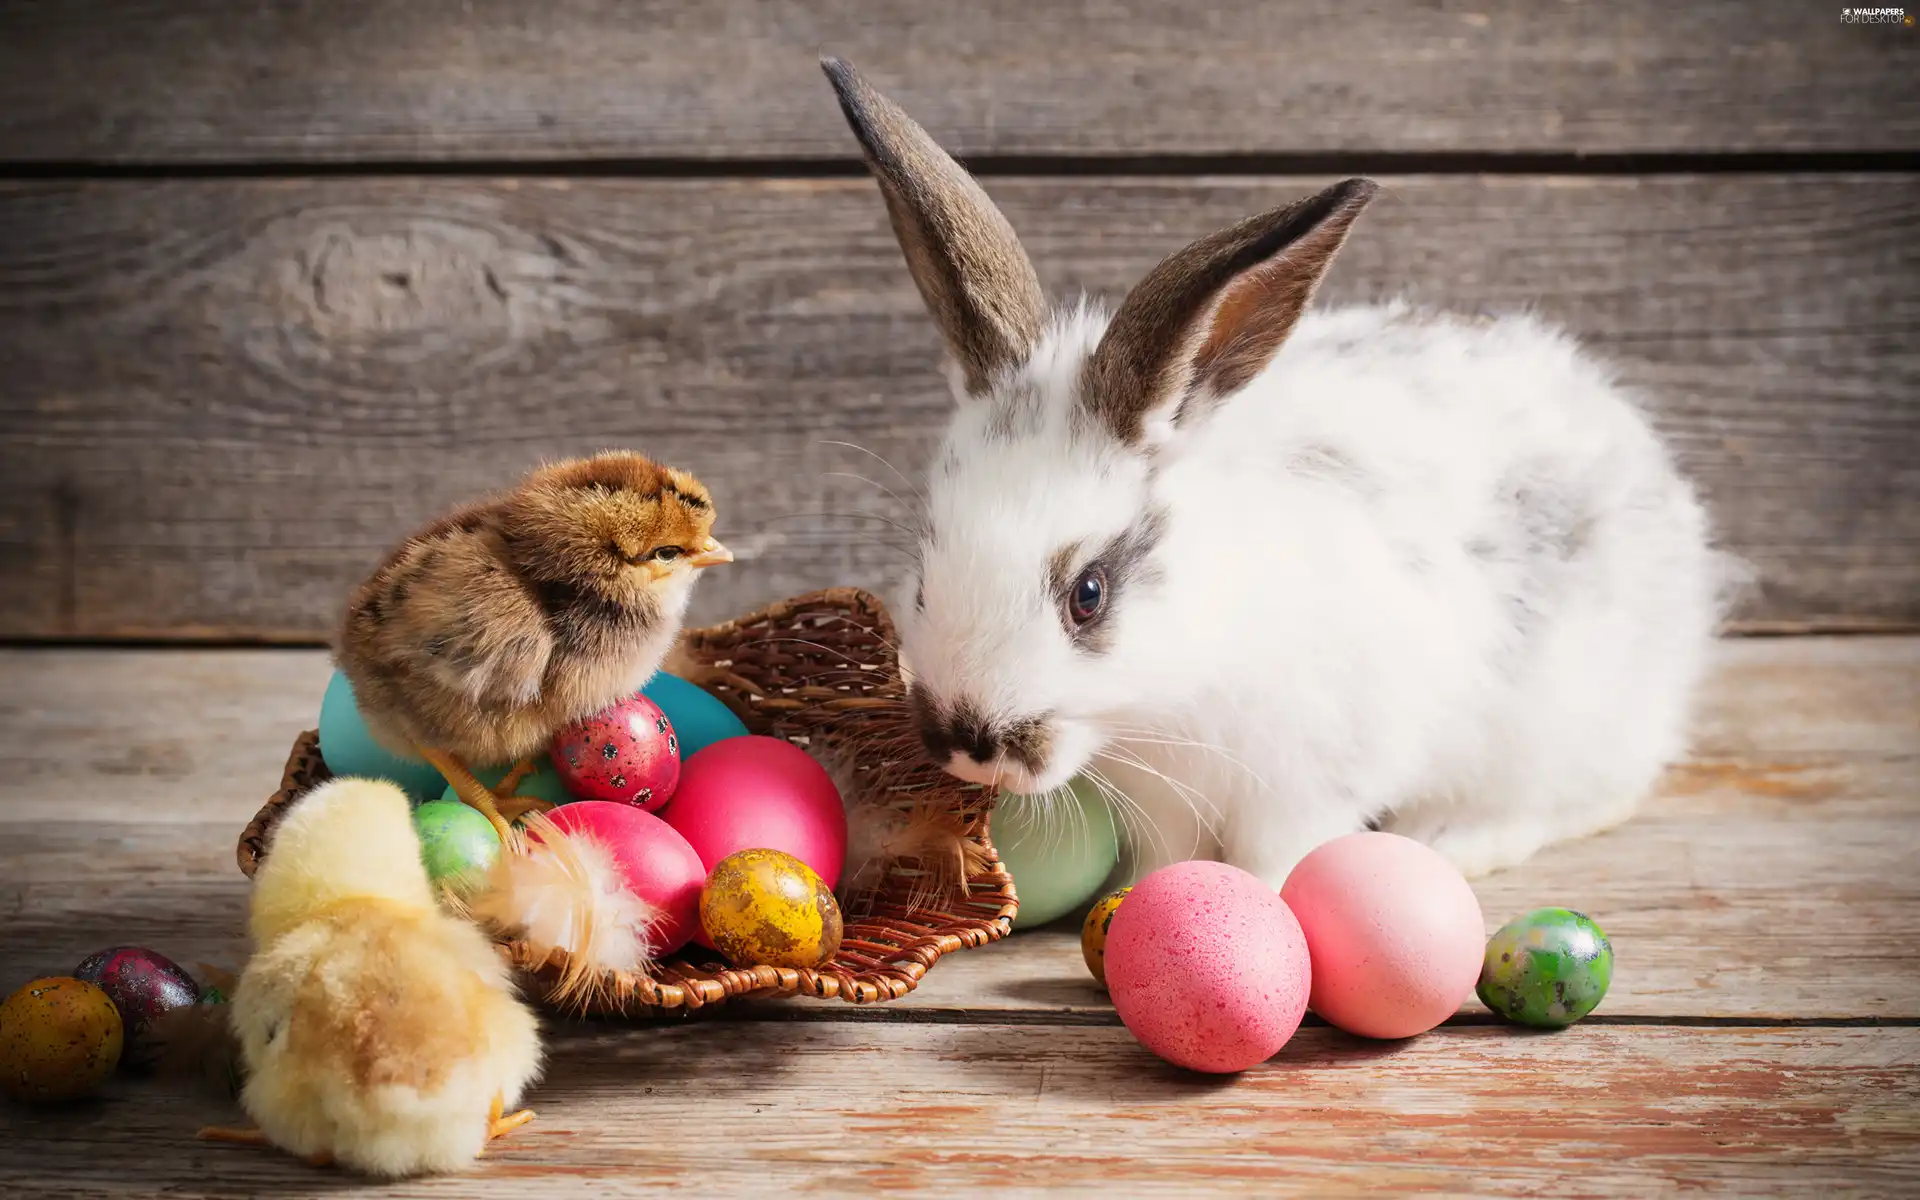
[1068, 566, 1107, 625]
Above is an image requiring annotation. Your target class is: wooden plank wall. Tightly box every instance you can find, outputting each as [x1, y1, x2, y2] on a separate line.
[1, 1, 1915, 641]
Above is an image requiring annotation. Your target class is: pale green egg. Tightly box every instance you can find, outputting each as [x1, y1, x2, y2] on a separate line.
[995, 777, 1121, 930]
[411, 800, 501, 890]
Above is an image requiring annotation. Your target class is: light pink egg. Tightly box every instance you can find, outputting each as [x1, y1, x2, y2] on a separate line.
[1105, 860, 1311, 1073]
[1280, 831, 1485, 1039]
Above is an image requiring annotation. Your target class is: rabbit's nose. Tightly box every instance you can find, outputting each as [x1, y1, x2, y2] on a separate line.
[909, 688, 1000, 765]
[927, 711, 998, 765]
[951, 719, 1000, 765]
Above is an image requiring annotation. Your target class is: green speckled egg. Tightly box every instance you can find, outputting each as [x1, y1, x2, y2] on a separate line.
[411, 800, 501, 889]
[1478, 907, 1613, 1028]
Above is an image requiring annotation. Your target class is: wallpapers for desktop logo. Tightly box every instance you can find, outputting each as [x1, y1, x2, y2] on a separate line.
[1839, 6, 1912, 23]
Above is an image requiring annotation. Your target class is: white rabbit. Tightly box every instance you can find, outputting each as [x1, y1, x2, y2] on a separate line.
[822, 59, 1726, 886]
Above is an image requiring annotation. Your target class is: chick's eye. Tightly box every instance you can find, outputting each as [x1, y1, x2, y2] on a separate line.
[1067, 566, 1106, 625]
[652, 546, 681, 562]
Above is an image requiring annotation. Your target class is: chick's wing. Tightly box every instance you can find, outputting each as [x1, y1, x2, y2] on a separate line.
[375, 531, 554, 712]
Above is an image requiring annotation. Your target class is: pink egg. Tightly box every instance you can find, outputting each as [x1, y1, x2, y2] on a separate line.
[543, 801, 705, 954]
[550, 693, 680, 811]
[1280, 831, 1485, 1039]
[662, 736, 847, 889]
[1105, 860, 1311, 1073]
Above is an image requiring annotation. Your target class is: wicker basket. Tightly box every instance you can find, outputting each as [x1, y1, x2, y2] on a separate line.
[237, 587, 1016, 1016]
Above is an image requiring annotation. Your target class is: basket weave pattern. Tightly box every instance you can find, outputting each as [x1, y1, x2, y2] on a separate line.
[238, 588, 1016, 1016]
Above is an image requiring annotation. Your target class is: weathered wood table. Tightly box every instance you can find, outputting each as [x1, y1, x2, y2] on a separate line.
[2, 638, 1914, 1196]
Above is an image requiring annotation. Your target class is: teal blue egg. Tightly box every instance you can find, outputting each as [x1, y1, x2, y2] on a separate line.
[995, 777, 1122, 930]
[317, 670, 446, 801]
[437, 758, 578, 812]
[641, 672, 749, 758]
[411, 800, 501, 888]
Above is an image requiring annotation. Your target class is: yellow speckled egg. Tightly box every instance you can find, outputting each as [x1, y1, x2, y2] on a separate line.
[1, 976, 124, 1103]
[1081, 887, 1132, 987]
[700, 848, 843, 969]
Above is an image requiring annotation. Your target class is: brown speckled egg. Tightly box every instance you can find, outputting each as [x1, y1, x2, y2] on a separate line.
[1080, 887, 1132, 987]
[699, 848, 843, 969]
[0, 977, 124, 1103]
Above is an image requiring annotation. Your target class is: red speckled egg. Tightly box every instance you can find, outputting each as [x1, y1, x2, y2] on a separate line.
[72, 946, 198, 1070]
[1281, 831, 1485, 1040]
[1105, 860, 1310, 1073]
[543, 801, 706, 953]
[550, 693, 680, 811]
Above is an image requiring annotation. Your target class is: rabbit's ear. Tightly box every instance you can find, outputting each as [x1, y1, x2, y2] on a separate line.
[1083, 178, 1378, 447]
[823, 57, 1046, 397]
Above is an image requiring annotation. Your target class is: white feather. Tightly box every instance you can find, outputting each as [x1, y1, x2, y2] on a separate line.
[470, 824, 659, 985]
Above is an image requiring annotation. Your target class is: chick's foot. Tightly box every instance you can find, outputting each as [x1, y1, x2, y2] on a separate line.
[197, 1125, 269, 1146]
[494, 758, 557, 823]
[485, 1092, 536, 1145]
[415, 746, 516, 842]
[496, 758, 538, 795]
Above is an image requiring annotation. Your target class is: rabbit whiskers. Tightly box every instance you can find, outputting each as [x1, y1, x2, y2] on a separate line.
[815, 438, 928, 509]
[822, 472, 927, 531]
[1079, 765, 1184, 866]
[1104, 726, 1278, 800]
[1095, 744, 1227, 844]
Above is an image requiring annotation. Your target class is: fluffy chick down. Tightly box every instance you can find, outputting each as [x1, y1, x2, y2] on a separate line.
[231, 779, 543, 1176]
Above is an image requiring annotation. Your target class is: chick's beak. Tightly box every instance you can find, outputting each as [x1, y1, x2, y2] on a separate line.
[687, 539, 733, 569]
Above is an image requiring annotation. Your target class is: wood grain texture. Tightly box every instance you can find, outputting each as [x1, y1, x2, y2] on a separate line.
[0, 1024, 1914, 1197]
[3, 638, 1915, 1020]
[926, 754, 1920, 1021]
[2, 0, 1916, 161]
[2, 640, 1913, 1192]
[2, 174, 1915, 638]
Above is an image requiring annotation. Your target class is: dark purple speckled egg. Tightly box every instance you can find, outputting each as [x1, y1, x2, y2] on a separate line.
[549, 692, 681, 812]
[73, 946, 199, 1069]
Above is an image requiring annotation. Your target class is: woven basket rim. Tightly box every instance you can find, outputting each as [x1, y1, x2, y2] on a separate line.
[238, 587, 1017, 1016]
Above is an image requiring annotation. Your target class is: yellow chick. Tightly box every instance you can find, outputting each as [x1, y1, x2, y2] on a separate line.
[199, 779, 543, 1176]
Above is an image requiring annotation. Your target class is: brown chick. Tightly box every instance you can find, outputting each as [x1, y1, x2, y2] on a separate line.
[336, 452, 731, 837]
